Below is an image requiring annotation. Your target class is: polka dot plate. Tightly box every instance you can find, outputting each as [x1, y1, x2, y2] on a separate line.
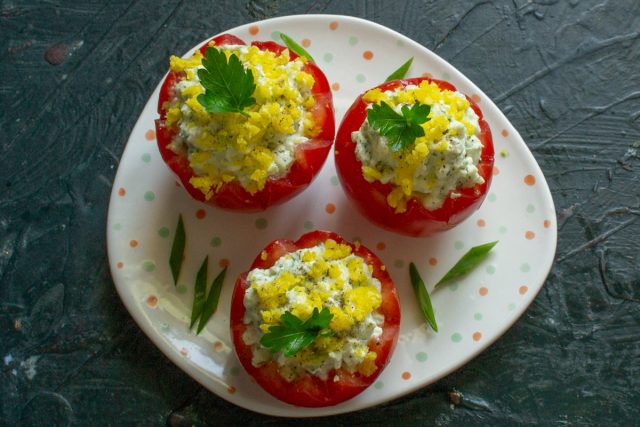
[107, 15, 557, 417]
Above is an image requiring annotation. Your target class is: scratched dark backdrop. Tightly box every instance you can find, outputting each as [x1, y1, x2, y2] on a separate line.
[1, 0, 639, 425]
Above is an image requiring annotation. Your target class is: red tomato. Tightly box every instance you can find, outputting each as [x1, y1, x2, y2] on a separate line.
[334, 77, 494, 237]
[230, 230, 401, 407]
[155, 34, 335, 211]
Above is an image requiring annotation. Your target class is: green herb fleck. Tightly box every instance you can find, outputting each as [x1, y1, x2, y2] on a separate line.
[435, 241, 498, 287]
[190, 256, 208, 329]
[409, 263, 438, 332]
[169, 215, 185, 286]
[196, 267, 227, 334]
[367, 101, 430, 151]
[279, 33, 314, 62]
[385, 57, 413, 82]
[260, 308, 333, 357]
[197, 47, 256, 115]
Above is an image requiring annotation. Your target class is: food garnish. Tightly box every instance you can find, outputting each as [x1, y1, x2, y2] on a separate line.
[190, 256, 227, 334]
[279, 32, 315, 62]
[260, 307, 333, 357]
[385, 57, 413, 82]
[169, 214, 186, 286]
[409, 262, 438, 331]
[366, 101, 431, 152]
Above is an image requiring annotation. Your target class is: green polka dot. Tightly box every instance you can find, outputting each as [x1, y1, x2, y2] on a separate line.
[396, 40, 405, 47]
[374, 381, 384, 389]
[451, 333, 462, 343]
[448, 283, 459, 291]
[158, 227, 170, 238]
[141, 153, 151, 163]
[488, 193, 497, 202]
[142, 260, 156, 272]
[499, 226, 508, 234]
[160, 323, 170, 332]
[416, 352, 428, 362]
[485, 265, 496, 275]
[442, 72, 451, 80]
[176, 284, 188, 294]
[348, 36, 358, 46]
[454, 240, 464, 250]
[210, 236, 221, 247]
[520, 263, 531, 273]
[394, 259, 404, 268]
[270, 31, 281, 41]
[255, 218, 268, 230]
[474, 312, 483, 321]
[230, 366, 241, 376]
[526, 204, 535, 214]
[330, 176, 339, 186]
[323, 53, 333, 63]
[356, 73, 366, 83]
[144, 191, 155, 202]
[508, 303, 516, 311]
[113, 223, 122, 231]
[303, 220, 314, 230]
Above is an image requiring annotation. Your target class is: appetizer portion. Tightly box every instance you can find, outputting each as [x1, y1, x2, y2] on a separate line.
[230, 231, 400, 407]
[156, 34, 334, 211]
[335, 77, 494, 237]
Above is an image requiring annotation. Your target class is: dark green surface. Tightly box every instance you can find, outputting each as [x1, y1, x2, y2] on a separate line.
[2, 1, 639, 425]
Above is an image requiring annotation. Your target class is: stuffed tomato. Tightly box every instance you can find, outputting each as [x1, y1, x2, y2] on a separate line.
[155, 34, 334, 211]
[335, 77, 494, 237]
[230, 230, 400, 407]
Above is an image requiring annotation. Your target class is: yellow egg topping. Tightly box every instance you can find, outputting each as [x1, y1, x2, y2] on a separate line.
[353, 81, 485, 212]
[164, 43, 318, 197]
[242, 240, 384, 381]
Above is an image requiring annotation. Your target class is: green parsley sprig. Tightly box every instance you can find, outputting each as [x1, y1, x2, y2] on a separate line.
[260, 308, 333, 357]
[197, 47, 256, 115]
[410, 241, 498, 331]
[367, 101, 431, 152]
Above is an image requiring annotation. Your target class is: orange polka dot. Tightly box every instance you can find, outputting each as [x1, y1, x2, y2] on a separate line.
[524, 175, 536, 186]
[301, 38, 311, 48]
[492, 166, 500, 176]
[196, 209, 206, 219]
[479, 287, 488, 296]
[525, 231, 535, 240]
[501, 129, 509, 137]
[376, 242, 386, 251]
[429, 257, 438, 266]
[227, 386, 237, 394]
[116, 261, 124, 269]
[402, 371, 411, 380]
[219, 258, 230, 268]
[331, 82, 340, 91]
[329, 21, 338, 30]
[470, 94, 481, 103]
[145, 130, 155, 141]
[129, 240, 138, 248]
[476, 219, 486, 227]
[363, 50, 373, 60]
[249, 25, 259, 36]
[519, 285, 529, 295]
[146, 295, 158, 308]
[118, 187, 126, 197]
[214, 341, 224, 352]
[421, 72, 433, 78]
[472, 332, 482, 342]
[325, 203, 336, 214]
[180, 348, 188, 357]
[544, 219, 551, 228]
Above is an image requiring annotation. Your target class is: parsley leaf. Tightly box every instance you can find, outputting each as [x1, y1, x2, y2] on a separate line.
[367, 101, 431, 151]
[197, 47, 256, 115]
[259, 308, 333, 357]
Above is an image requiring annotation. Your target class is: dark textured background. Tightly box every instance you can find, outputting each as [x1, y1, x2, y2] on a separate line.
[1, 0, 639, 425]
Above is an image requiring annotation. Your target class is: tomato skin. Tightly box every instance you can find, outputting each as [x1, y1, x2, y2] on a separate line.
[155, 34, 335, 211]
[230, 230, 401, 407]
[334, 77, 494, 237]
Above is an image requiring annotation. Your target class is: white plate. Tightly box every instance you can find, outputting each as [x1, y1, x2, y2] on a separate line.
[107, 15, 557, 417]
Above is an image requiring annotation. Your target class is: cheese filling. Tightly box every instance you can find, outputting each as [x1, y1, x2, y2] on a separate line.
[242, 240, 384, 381]
[164, 44, 318, 198]
[352, 81, 485, 212]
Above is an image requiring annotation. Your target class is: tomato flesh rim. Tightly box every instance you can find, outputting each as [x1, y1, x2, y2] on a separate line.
[229, 230, 401, 407]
